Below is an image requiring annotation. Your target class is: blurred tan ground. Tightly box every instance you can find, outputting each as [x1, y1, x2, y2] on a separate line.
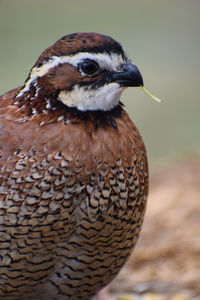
[108, 158, 200, 299]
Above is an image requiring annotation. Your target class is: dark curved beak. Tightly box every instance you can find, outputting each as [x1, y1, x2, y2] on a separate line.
[112, 61, 143, 87]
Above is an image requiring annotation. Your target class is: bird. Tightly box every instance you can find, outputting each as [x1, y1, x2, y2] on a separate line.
[0, 32, 148, 300]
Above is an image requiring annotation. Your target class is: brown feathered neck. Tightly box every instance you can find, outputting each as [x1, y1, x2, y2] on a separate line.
[11, 87, 124, 129]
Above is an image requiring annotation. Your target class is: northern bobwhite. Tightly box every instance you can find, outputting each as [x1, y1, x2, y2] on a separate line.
[0, 32, 148, 300]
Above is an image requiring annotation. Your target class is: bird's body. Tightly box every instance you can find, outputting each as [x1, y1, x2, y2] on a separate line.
[0, 33, 148, 299]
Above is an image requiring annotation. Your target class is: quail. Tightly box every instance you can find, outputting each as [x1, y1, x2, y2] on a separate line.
[0, 32, 148, 300]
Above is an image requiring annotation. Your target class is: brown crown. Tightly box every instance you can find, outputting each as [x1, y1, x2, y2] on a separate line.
[35, 32, 125, 66]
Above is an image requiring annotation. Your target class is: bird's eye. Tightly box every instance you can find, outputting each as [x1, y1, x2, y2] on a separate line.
[79, 60, 99, 76]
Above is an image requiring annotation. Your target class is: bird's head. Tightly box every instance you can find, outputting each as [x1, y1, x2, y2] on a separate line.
[16, 32, 143, 112]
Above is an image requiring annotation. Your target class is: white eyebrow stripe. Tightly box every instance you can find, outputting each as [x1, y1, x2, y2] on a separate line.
[16, 52, 125, 98]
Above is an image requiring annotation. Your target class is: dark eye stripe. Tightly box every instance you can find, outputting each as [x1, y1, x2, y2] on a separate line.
[77, 71, 112, 90]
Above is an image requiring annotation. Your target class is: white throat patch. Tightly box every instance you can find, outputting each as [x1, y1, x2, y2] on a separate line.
[58, 83, 124, 111]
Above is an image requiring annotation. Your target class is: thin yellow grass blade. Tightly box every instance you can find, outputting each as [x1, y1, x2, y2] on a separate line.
[140, 86, 161, 103]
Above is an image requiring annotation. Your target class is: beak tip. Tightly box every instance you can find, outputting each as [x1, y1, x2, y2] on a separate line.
[139, 76, 144, 87]
[134, 65, 143, 87]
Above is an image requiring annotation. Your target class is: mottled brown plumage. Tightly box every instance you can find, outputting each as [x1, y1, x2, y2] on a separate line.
[0, 33, 148, 299]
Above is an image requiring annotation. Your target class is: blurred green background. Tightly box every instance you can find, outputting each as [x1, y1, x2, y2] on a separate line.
[0, 0, 199, 169]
